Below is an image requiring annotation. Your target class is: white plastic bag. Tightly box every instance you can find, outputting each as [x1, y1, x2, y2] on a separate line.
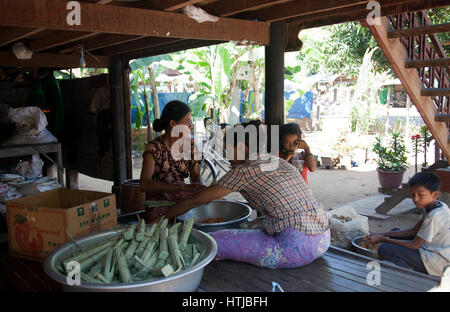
[182, 5, 219, 23]
[14, 154, 44, 180]
[12, 42, 33, 60]
[327, 206, 369, 248]
[3, 106, 57, 145]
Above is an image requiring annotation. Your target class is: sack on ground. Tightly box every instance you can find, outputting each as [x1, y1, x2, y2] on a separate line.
[327, 206, 369, 248]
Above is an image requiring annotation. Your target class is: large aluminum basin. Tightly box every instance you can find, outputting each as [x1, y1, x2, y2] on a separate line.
[43, 227, 217, 292]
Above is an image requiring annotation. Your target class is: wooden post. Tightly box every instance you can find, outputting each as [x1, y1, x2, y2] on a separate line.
[122, 59, 132, 180]
[385, 87, 391, 136]
[143, 83, 151, 141]
[109, 55, 127, 204]
[149, 65, 159, 140]
[66, 169, 79, 189]
[405, 94, 411, 139]
[264, 21, 285, 126]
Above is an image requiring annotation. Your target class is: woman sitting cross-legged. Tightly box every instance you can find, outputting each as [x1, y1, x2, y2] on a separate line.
[164, 120, 330, 269]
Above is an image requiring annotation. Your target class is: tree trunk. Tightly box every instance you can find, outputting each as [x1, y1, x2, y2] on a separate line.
[148, 65, 159, 138]
[142, 85, 152, 141]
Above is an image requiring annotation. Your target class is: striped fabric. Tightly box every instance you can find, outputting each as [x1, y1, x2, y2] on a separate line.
[217, 155, 330, 235]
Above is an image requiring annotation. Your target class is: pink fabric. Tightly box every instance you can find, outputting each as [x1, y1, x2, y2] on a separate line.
[210, 227, 330, 269]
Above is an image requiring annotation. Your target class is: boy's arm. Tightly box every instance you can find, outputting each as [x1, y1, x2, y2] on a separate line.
[380, 236, 425, 250]
[372, 219, 424, 238]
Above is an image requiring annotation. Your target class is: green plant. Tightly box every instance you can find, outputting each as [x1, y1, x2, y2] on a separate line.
[372, 132, 408, 171]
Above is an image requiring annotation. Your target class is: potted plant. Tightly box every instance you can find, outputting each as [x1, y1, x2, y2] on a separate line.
[372, 132, 408, 189]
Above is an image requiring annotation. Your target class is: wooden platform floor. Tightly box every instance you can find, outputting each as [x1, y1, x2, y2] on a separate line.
[0, 242, 439, 292]
[198, 246, 440, 292]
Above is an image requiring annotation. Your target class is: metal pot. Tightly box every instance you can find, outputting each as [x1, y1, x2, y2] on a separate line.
[177, 200, 252, 233]
[43, 227, 217, 292]
[351, 236, 380, 259]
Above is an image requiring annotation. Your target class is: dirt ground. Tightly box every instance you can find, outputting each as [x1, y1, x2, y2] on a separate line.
[78, 156, 423, 233]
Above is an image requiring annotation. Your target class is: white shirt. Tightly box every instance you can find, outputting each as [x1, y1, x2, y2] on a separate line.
[417, 201, 450, 276]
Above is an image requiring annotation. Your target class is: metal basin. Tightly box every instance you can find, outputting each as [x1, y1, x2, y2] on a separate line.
[43, 227, 217, 292]
[351, 236, 380, 259]
[177, 200, 252, 233]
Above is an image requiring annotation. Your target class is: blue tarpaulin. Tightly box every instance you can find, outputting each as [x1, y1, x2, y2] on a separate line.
[131, 91, 192, 126]
[287, 91, 313, 119]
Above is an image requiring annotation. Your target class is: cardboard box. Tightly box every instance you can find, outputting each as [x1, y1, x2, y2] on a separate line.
[6, 188, 117, 262]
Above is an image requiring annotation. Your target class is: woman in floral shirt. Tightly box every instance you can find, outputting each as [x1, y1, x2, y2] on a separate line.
[140, 101, 205, 223]
[165, 120, 330, 269]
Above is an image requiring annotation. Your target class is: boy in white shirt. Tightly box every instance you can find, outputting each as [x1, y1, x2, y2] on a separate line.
[366, 172, 450, 276]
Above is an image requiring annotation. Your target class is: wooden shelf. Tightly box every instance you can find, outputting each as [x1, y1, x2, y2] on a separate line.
[0, 142, 64, 186]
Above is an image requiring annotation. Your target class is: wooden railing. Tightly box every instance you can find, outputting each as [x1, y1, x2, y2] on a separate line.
[388, 11, 449, 116]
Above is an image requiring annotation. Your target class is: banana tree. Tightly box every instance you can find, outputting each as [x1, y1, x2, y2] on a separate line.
[129, 55, 171, 131]
[177, 43, 249, 123]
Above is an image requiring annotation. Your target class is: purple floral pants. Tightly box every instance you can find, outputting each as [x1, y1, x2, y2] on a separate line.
[210, 227, 331, 269]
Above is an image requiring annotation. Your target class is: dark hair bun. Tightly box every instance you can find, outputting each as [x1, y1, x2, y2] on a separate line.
[153, 119, 163, 132]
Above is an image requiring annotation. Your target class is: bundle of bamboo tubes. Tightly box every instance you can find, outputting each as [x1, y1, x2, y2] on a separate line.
[59, 216, 204, 284]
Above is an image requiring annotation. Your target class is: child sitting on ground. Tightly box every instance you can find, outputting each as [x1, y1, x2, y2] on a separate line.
[365, 172, 450, 277]
[279, 122, 316, 183]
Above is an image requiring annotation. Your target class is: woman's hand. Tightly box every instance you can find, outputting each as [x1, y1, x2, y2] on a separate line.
[365, 234, 385, 243]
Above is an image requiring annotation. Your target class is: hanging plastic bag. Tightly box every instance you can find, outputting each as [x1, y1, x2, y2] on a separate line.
[182, 5, 219, 23]
[12, 42, 33, 60]
[327, 206, 369, 248]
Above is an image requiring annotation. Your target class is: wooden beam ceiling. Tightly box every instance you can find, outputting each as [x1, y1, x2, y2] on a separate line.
[124, 39, 223, 62]
[0, 27, 45, 47]
[50, 0, 199, 56]
[133, 0, 205, 11]
[241, 0, 370, 22]
[0, 0, 269, 44]
[0, 51, 109, 68]
[286, 0, 450, 30]
[97, 37, 185, 56]
[201, 0, 293, 17]
[30, 31, 100, 52]
[59, 34, 146, 54]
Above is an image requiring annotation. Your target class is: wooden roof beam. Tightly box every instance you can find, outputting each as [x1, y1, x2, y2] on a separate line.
[0, 0, 269, 45]
[124, 39, 223, 62]
[201, 0, 293, 17]
[132, 0, 204, 11]
[0, 27, 45, 47]
[287, 0, 450, 30]
[59, 34, 146, 54]
[30, 31, 100, 52]
[97, 37, 185, 56]
[388, 22, 450, 38]
[242, 0, 369, 22]
[0, 51, 108, 68]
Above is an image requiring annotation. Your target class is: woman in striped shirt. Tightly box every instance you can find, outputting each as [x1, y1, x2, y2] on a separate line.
[165, 120, 330, 269]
